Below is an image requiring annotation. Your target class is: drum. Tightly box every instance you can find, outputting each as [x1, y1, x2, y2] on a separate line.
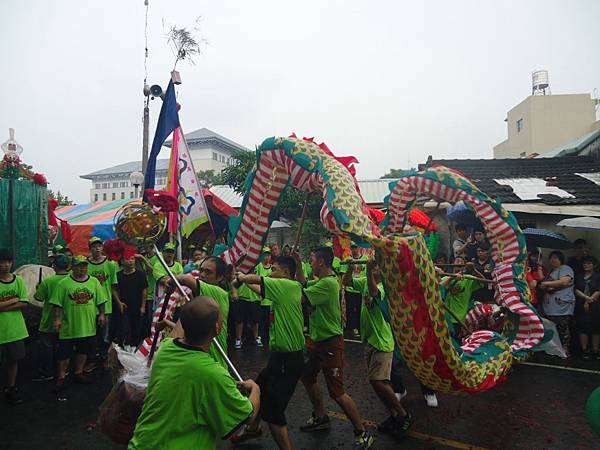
[14, 264, 56, 308]
[14, 264, 56, 330]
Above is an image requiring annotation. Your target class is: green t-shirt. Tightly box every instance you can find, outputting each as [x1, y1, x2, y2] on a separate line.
[87, 257, 118, 315]
[332, 256, 348, 276]
[129, 338, 253, 450]
[197, 280, 230, 369]
[35, 273, 69, 334]
[237, 283, 260, 303]
[255, 264, 272, 306]
[0, 275, 29, 345]
[303, 275, 342, 342]
[262, 277, 305, 352]
[152, 260, 183, 284]
[302, 261, 312, 281]
[345, 256, 368, 294]
[50, 275, 107, 339]
[443, 277, 483, 323]
[353, 277, 394, 352]
[145, 254, 159, 302]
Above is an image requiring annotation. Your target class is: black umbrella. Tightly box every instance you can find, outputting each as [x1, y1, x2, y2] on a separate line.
[522, 228, 572, 250]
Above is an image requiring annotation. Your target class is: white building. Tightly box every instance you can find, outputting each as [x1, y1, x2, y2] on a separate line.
[81, 128, 249, 203]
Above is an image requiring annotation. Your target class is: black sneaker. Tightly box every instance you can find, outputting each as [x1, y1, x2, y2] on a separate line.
[73, 373, 93, 385]
[377, 415, 397, 434]
[354, 430, 375, 449]
[392, 414, 413, 438]
[53, 378, 66, 393]
[300, 413, 331, 431]
[4, 386, 23, 405]
[83, 362, 97, 374]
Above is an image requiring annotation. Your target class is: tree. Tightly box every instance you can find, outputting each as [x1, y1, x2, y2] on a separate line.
[219, 151, 256, 194]
[48, 190, 73, 206]
[220, 150, 331, 248]
[196, 169, 221, 187]
[380, 168, 415, 179]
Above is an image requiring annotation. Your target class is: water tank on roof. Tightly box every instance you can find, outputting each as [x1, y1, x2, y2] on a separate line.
[532, 70, 550, 95]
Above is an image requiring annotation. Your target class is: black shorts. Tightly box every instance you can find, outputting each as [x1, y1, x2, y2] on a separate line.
[231, 299, 260, 324]
[256, 351, 304, 426]
[56, 336, 96, 360]
[0, 339, 26, 362]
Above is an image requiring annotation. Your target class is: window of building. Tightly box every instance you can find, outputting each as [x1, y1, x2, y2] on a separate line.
[130, 191, 134, 199]
[94, 194, 98, 202]
[102, 182, 109, 189]
[103, 193, 107, 201]
[112, 192, 116, 200]
[516, 118, 523, 133]
[112, 182, 119, 188]
[120, 181, 128, 187]
[95, 183, 101, 189]
[213, 152, 218, 161]
[121, 192, 125, 199]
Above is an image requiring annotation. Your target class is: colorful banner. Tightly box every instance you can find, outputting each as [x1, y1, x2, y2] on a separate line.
[175, 127, 211, 237]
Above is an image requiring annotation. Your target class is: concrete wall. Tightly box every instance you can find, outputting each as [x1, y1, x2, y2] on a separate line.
[494, 94, 597, 158]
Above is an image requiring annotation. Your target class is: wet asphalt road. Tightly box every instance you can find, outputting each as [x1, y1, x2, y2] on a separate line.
[2, 337, 600, 450]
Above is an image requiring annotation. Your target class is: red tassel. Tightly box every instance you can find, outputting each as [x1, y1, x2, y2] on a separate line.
[103, 240, 125, 261]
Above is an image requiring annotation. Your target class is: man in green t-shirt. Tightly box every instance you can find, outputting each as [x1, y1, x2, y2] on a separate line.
[33, 254, 71, 381]
[439, 259, 484, 336]
[255, 246, 273, 347]
[231, 256, 305, 449]
[231, 281, 261, 349]
[343, 260, 412, 438]
[177, 256, 230, 370]
[344, 242, 368, 338]
[295, 246, 374, 450]
[51, 255, 107, 392]
[129, 296, 259, 450]
[136, 245, 160, 338]
[152, 243, 183, 311]
[0, 249, 30, 404]
[86, 236, 122, 369]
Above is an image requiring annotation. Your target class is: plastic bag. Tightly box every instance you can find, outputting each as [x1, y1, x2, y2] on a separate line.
[98, 345, 151, 444]
[539, 317, 568, 359]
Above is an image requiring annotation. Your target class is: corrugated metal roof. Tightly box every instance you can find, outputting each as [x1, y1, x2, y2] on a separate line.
[209, 179, 398, 209]
[209, 185, 245, 208]
[357, 179, 398, 204]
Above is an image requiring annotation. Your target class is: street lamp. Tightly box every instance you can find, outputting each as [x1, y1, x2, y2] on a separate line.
[130, 171, 144, 198]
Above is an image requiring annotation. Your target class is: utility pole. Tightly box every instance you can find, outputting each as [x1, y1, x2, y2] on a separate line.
[142, 96, 150, 183]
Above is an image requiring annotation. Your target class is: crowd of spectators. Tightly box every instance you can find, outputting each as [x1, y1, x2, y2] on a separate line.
[451, 224, 599, 359]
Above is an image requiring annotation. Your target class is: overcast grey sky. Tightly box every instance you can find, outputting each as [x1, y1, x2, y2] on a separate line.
[2, 0, 598, 203]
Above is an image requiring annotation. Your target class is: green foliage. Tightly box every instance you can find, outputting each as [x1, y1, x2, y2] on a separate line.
[219, 151, 256, 194]
[196, 169, 221, 187]
[380, 168, 414, 178]
[48, 190, 73, 206]
[220, 150, 331, 249]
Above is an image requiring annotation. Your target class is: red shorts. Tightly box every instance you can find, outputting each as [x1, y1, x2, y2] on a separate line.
[301, 335, 345, 399]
